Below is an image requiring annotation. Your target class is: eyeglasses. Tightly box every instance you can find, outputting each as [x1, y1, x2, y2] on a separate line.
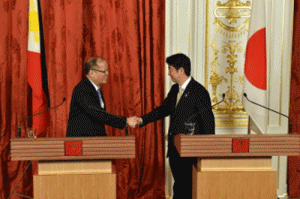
[92, 69, 109, 74]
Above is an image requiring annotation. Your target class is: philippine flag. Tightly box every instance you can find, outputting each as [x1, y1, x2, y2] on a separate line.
[27, 0, 49, 136]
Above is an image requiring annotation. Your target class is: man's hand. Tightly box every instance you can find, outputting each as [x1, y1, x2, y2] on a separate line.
[127, 116, 142, 128]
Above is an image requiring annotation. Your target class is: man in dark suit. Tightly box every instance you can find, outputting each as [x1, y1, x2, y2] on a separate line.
[137, 53, 215, 198]
[67, 57, 137, 137]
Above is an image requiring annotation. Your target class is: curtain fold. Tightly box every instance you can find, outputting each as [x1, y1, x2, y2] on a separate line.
[288, 0, 300, 198]
[0, 0, 165, 198]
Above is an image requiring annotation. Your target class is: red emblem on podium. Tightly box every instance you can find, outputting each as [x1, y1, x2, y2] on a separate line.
[232, 139, 249, 153]
[65, 141, 82, 156]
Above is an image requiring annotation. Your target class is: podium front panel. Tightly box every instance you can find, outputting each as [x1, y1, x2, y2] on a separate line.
[38, 160, 112, 175]
[34, 173, 116, 199]
[193, 168, 276, 199]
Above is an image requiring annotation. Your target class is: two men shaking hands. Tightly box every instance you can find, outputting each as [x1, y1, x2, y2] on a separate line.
[66, 53, 215, 199]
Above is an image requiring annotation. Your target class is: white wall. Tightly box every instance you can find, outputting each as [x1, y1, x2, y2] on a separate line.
[165, 0, 294, 198]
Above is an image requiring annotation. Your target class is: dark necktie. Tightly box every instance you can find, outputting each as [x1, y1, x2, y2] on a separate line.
[97, 88, 104, 108]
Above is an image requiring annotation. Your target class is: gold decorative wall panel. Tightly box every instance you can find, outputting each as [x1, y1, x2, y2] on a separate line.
[206, 0, 252, 127]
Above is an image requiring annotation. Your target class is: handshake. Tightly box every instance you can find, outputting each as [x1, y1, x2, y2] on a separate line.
[126, 116, 142, 128]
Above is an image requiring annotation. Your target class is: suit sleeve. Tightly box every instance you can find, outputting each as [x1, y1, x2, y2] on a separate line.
[141, 85, 177, 127]
[73, 85, 127, 130]
[195, 89, 215, 135]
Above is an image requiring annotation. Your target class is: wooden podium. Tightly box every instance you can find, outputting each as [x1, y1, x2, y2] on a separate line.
[174, 134, 300, 199]
[10, 136, 135, 199]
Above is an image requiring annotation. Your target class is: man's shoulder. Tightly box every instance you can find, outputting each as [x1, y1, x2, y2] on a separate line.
[168, 83, 179, 92]
[72, 78, 94, 96]
[75, 77, 92, 89]
[189, 78, 206, 91]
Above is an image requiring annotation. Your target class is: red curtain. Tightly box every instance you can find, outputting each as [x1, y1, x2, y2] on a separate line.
[289, 0, 300, 198]
[0, 0, 165, 198]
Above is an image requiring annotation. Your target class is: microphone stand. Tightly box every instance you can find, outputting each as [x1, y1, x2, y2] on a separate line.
[212, 93, 226, 108]
[186, 93, 225, 122]
[8, 98, 66, 199]
[7, 161, 33, 199]
[18, 98, 66, 137]
[243, 93, 292, 134]
[125, 126, 129, 136]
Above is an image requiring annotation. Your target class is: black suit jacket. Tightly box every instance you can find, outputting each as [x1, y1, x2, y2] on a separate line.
[141, 78, 215, 155]
[66, 77, 127, 137]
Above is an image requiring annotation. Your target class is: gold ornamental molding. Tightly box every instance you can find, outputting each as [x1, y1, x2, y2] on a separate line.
[209, 38, 227, 105]
[207, 0, 252, 127]
[221, 40, 243, 110]
[214, 0, 251, 38]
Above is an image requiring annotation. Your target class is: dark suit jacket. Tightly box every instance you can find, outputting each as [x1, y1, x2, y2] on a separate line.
[141, 78, 215, 155]
[66, 77, 127, 137]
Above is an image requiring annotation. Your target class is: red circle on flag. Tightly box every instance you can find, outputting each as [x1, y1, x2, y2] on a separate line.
[244, 28, 267, 90]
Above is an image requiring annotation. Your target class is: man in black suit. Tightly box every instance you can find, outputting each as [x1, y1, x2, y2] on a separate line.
[137, 53, 215, 198]
[67, 57, 138, 137]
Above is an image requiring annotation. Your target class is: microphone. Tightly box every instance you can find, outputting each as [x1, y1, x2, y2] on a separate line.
[186, 93, 225, 122]
[18, 98, 66, 137]
[243, 93, 292, 134]
[212, 93, 226, 108]
[88, 105, 129, 136]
